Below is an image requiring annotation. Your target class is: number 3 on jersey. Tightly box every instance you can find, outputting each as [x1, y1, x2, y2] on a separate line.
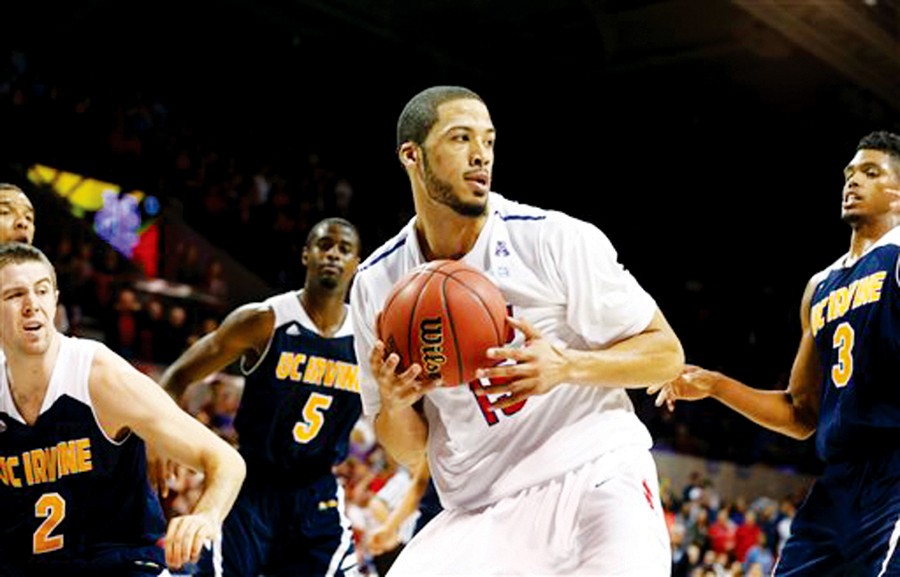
[831, 321, 855, 388]
[293, 392, 333, 443]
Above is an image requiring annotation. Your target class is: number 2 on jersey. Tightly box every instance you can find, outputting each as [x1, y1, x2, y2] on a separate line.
[293, 392, 333, 443]
[831, 321, 855, 388]
[34, 492, 65, 554]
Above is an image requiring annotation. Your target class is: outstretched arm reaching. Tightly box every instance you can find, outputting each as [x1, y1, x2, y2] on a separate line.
[648, 273, 824, 440]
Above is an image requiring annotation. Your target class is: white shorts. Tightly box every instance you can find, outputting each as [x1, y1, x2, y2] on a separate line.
[387, 445, 670, 576]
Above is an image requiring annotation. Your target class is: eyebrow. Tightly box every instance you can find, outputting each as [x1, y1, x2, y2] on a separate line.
[445, 125, 495, 134]
[844, 161, 881, 174]
[0, 200, 34, 211]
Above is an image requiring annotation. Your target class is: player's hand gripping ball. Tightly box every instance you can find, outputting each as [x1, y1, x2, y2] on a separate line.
[376, 260, 510, 387]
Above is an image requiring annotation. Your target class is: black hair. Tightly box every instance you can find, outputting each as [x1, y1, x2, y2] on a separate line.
[396, 85, 484, 150]
[305, 217, 360, 250]
[857, 130, 900, 164]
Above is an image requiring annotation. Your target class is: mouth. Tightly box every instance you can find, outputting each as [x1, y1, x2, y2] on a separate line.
[842, 193, 861, 208]
[320, 265, 342, 275]
[23, 321, 43, 332]
[464, 172, 491, 194]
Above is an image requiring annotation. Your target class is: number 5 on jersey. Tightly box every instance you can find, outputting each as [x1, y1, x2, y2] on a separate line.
[293, 392, 333, 443]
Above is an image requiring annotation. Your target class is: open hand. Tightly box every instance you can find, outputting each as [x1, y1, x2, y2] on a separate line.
[646, 364, 719, 411]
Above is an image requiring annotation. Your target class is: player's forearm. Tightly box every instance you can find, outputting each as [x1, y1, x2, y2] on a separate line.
[564, 330, 684, 389]
[191, 445, 246, 526]
[159, 349, 224, 401]
[158, 367, 195, 401]
[374, 408, 428, 471]
[389, 464, 430, 527]
[709, 376, 815, 440]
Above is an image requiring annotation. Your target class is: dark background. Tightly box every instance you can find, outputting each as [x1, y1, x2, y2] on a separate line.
[3, 0, 899, 472]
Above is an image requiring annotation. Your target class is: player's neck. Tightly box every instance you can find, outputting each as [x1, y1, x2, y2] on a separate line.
[847, 218, 895, 260]
[298, 290, 346, 338]
[415, 216, 484, 261]
[5, 335, 60, 425]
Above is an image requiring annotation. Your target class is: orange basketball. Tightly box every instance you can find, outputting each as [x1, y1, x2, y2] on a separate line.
[376, 260, 510, 387]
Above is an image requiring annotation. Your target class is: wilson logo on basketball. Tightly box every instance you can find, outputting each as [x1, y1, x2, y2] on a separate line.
[419, 316, 447, 379]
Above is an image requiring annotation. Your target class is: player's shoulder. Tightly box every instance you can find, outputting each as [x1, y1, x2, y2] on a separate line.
[879, 226, 900, 250]
[62, 333, 105, 359]
[490, 192, 605, 251]
[490, 192, 591, 231]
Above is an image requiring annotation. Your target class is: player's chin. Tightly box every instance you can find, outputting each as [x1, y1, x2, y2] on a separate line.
[317, 275, 340, 290]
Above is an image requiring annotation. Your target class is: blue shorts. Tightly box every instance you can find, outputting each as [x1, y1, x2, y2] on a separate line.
[775, 451, 900, 576]
[195, 473, 357, 577]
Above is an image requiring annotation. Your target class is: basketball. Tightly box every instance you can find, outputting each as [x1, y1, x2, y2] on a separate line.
[376, 260, 510, 387]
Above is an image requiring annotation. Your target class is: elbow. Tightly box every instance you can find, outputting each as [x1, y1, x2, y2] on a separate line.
[781, 424, 816, 441]
[781, 394, 818, 440]
[233, 451, 248, 483]
[785, 415, 817, 441]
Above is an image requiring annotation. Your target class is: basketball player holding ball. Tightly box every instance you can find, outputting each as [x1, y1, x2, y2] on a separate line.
[349, 85, 685, 576]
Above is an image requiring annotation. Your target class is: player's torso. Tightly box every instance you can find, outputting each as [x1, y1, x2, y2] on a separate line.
[358, 194, 649, 508]
[236, 292, 362, 482]
[0, 337, 165, 568]
[810, 234, 900, 462]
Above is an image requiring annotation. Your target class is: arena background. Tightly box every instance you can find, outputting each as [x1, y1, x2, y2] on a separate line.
[2, 0, 899, 495]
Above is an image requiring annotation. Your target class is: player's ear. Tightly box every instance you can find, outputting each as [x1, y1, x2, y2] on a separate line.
[399, 142, 419, 167]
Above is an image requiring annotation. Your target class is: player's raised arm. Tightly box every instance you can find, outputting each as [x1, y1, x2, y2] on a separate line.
[89, 345, 246, 569]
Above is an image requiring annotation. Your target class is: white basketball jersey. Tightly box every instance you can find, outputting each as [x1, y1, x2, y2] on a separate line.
[350, 192, 658, 511]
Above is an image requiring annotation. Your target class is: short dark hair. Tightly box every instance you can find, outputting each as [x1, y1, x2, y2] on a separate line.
[0, 242, 56, 288]
[396, 85, 484, 150]
[305, 217, 360, 251]
[857, 131, 900, 163]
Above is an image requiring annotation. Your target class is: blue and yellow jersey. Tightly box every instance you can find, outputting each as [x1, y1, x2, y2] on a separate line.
[810, 227, 900, 464]
[236, 291, 361, 485]
[0, 336, 166, 574]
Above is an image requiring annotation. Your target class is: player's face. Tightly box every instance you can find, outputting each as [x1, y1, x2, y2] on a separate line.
[841, 149, 899, 224]
[419, 98, 495, 218]
[0, 190, 35, 244]
[303, 224, 360, 291]
[0, 260, 58, 355]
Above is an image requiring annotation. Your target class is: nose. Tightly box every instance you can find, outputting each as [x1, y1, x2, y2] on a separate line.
[14, 214, 32, 231]
[323, 244, 344, 261]
[470, 140, 492, 168]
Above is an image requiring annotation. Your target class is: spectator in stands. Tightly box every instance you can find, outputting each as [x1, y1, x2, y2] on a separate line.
[708, 508, 737, 556]
[103, 285, 143, 359]
[157, 303, 192, 363]
[734, 509, 762, 563]
[138, 296, 168, 363]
